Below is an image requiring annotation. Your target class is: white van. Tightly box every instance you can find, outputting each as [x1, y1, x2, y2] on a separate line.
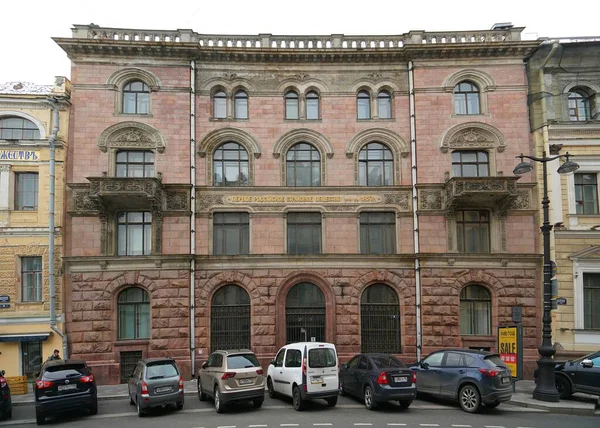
[266, 342, 339, 411]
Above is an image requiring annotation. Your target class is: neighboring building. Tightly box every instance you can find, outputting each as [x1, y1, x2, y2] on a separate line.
[0, 78, 71, 379]
[527, 39, 600, 358]
[55, 24, 542, 384]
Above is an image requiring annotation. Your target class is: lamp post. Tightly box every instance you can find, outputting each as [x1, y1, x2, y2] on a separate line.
[513, 151, 579, 402]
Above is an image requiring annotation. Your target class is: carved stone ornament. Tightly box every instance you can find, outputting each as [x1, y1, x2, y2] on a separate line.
[293, 73, 310, 81]
[197, 194, 225, 211]
[420, 190, 442, 210]
[166, 192, 189, 211]
[384, 193, 410, 211]
[223, 72, 237, 80]
[440, 123, 506, 154]
[75, 190, 99, 212]
[97, 122, 166, 153]
[509, 191, 530, 210]
[368, 72, 382, 80]
[114, 130, 154, 143]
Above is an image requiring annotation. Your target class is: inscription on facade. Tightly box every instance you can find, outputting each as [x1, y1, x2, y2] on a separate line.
[0, 150, 39, 161]
[227, 195, 382, 204]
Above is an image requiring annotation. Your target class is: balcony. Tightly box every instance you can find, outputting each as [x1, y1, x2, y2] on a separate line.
[87, 177, 165, 211]
[443, 177, 519, 210]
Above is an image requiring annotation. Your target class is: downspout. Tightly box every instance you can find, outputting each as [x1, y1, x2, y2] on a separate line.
[48, 98, 67, 359]
[189, 60, 197, 377]
[408, 61, 422, 361]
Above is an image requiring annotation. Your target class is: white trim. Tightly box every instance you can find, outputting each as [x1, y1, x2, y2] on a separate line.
[0, 111, 47, 139]
[573, 259, 600, 329]
[0, 314, 64, 325]
[566, 156, 600, 227]
[574, 330, 600, 345]
[549, 157, 563, 225]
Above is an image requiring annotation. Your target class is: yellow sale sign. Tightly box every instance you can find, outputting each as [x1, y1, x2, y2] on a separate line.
[498, 326, 518, 377]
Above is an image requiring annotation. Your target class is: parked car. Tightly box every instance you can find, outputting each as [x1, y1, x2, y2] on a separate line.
[537, 350, 600, 399]
[197, 349, 265, 413]
[410, 349, 512, 413]
[267, 342, 339, 411]
[339, 353, 416, 410]
[34, 359, 98, 425]
[0, 370, 12, 420]
[128, 357, 184, 417]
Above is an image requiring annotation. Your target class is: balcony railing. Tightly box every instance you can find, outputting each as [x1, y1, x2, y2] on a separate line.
[443, 177, 519, 210]
[87, 177, 164, 210]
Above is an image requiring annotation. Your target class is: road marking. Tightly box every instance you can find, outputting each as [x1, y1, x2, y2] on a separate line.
[314, 425, 333, 427]
[249, 426, 268, 428]
[354, 424, 373, 426]
[452, 426, 472, 428]
[420, 425, 440, 427]
[388, 424, 407, 427]
[484, 426, 505, 428]
[281, 425, 299, 427]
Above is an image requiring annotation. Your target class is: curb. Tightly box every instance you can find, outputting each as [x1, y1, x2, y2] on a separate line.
[11, 391, 198, 407]
[507, 399, 598, 416]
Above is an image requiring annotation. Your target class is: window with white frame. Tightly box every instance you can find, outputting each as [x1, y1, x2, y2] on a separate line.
[583, 273, 600, 329]
[574, 173, 599, 215]
[21, 256, 42, 302]
[567, 158, 600, 225]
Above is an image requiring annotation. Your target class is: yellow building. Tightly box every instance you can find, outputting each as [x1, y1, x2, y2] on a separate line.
[527, 39, 600, 357]
[0, 78, 70, 378]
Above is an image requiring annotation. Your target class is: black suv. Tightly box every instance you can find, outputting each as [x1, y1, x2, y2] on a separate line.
[0, 370, 11, 420]
[34, 359, 98, 425]
[535, 350, 600, 399]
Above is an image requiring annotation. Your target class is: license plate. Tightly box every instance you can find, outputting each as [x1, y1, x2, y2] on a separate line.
[58, 384, 77, 391]
[311, 376, 323, 384]
[239, 378, 252, 385]
[394, 376, 408, 383]
[501, 377, 510, 384]
[155, 386, 172, 393]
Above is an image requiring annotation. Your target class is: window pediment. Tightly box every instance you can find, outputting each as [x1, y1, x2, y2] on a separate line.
[440, 122, 506, 154]
[98, 122, 166, 153]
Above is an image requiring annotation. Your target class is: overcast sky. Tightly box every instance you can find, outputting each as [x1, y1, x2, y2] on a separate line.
[2, 0, 598, 84]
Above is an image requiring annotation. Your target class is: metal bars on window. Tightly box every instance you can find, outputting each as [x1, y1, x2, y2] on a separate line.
[120, 351, 142, 383]
[211, 284, 251, 352]
[360, 284, 400, 353]
[286, 282, 326, 343]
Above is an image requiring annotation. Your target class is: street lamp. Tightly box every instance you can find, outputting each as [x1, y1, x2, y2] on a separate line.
[513, 151, 579, 402]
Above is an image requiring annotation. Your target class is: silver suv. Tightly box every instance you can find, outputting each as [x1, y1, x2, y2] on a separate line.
[197, 349, 265, 413]
[128, 358, 184, 417]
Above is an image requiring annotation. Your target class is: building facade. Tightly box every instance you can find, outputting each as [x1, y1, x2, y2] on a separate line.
[527, 39, 600, 357]
[0, 78, 70, 379]
[56, 24, 543, 384]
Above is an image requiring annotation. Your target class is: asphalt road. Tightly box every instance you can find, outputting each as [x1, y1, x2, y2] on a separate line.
[4, 394, 599, 428]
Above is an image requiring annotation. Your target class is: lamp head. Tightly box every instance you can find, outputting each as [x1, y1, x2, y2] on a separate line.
[513, 154, 534, 176]
[557, 152, 580, 175]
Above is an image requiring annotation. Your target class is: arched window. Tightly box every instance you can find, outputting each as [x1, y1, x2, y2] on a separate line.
[118, 287, 150, 340]
[361, 284, 400, 353]
[454, 81, 480, 115]
[213, 142, 249, 186]
[378, 91, 392, 119]
[358, 142, 394, 186]
[460, 285, 491, 335]
[285, 91, 299, 120]
[0, 116, 40, 139]
[286, 143, 321, 186]
[285, 283, 325, 343]
[234, 90, 248, 119]
[213, 90, 227, 119]
[211, 285, 250, 351]
[569, 89, 591, 121]
[357, 90, 371, 119]
[123, 81, 150, 114]
[306, 91, 319, 120]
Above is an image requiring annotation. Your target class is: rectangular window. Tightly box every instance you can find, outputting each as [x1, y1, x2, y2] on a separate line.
[306, 98, 319, 120]
[286, 98, 299, 120]
[213, 212, 249, 255]
[360, 212, 396, 254]
[456, 210, 490, 253]
[15, 172, 38, 210]
[583, 273, 600, 329]
[452, 151, 489, 177]
[575, 173, 599, 215]
[117, 212, 152, 256]
[116, 151, 154, 178]
[21, 256, 42, 302]
[287, 212, 321, 255]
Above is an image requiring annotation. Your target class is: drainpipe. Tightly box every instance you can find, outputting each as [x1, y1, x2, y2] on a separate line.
[47, 98, 67, 359]
[408, 61, 422, 361]
[189, 60, 197, 378]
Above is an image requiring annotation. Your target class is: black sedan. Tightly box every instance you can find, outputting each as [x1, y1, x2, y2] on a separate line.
[339, 353, 416, 410]
[545, 350, 600, 399]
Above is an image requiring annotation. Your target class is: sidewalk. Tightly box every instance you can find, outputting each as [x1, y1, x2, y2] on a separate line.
[11, 380, 600, 416]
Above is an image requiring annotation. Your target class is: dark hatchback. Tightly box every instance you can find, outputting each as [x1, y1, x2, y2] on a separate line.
[536, 350, 600, 399]
[0, 370, 11, 420]
[411, 349, 512, 413]
[339, 353, 416, 410]
[34, 359, 98, 425]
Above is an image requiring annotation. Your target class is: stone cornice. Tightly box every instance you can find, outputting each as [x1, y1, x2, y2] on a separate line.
[63, 254, 193, 272]
[548, 123, 600, 140]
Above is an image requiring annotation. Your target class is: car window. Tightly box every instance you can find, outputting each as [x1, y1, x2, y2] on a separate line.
[43, 364, 89, 380]
[215, 354, 223, 368]
[371, 355, 406, 369]
[274, 349, 285, 367]
[483, 355, 507, 368]
[146, 362, 178, 379]
[357, 357, 368, 370]
[308, 348, 337, 368]
[227, 354, 260, 369]
[444, 352, 465, 367]
[346, 356, 360, 369]
[284, 349, 302, 368]
[207, 354, 217, 368]
[590, 356, 600, 366]
[423, 352, 443, 367]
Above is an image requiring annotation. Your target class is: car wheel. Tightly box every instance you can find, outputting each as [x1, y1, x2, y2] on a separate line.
[198, 379, 207, 401]
[326, 396, 338, 407]
[253, 398, 264, 408]
[338, 379, 346, 396]
[556, 376, 572, 399]
[458, 384, 481, 413]
[176, 401, 184, 410]
[292, 386, 305, 411]
[214, 387, 224, 413]
[267, 377, 276, 398]
[485, 400, 500, 408]
[136, 397, 145, 417]
[398, 400, 412, 409]
[35, 409, 45, 425]
[89, 401, 98, 415]
[364, 385, 378, 410]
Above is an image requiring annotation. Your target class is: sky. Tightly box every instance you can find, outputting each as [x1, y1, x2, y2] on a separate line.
[2, 0, 599, 85]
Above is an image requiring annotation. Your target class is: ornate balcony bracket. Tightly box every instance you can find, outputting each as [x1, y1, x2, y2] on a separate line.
[443, 176, 519, 214]
[87, 177, 165, 211]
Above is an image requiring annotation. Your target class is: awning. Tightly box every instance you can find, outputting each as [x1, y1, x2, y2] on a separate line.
[0, 333, 50, 342]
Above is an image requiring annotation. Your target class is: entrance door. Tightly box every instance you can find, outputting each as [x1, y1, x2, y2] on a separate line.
[285, 282, 325, 343]
[21, 341, 42, 379]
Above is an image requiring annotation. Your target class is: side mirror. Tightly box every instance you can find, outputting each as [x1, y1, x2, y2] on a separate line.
[420, 362, 429, 370]
[270, 360, 276, 366]
[340, 363, 348, 370]
[581, 359, 594, 368]
[201, 362, 208, 369]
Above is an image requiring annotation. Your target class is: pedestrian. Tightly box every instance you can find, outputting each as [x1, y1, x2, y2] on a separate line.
[47, 349, 61, 361]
